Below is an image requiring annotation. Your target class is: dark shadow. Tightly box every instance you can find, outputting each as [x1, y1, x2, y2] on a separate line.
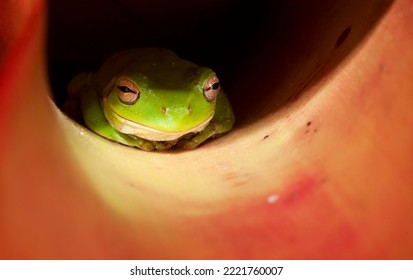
[47, 0, 394, 127]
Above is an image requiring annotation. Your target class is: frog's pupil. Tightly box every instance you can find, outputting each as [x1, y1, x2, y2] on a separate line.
[212, 82, 220, 90]
[205, 83, 220, 92]
[117, 86, 136, 93]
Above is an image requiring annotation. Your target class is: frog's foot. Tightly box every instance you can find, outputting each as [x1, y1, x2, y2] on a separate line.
[122, 135, 178, 151]
[154, 140, 178, 151]
[116, 134, 154, 151]
[138, 141, 156, 151]
[130, 140, 174, 151]
[178, 121, 223, 150]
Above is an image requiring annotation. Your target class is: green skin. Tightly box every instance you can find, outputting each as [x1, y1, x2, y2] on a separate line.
[68, 48, 234, 151]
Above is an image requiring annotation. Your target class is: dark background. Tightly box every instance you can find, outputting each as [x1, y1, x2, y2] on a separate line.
[47, 0, 393, 126]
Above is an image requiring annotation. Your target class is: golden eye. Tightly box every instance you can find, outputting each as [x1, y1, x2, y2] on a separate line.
[203, 75, 220, 102]
[115, 78, 140, 105]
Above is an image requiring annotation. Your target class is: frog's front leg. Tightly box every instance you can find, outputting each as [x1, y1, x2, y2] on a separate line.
[64, 73, 96, 121]
[67, 72, 95, 98]
[180, 92, 235, 149]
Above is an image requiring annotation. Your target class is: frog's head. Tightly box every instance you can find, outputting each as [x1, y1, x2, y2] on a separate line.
[99, 49, 220, 141]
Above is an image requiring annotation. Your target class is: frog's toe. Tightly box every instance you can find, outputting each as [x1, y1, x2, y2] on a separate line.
[154, 141, 175, 151]
[180, 140, 200, 150]
[139, 142, 155, 151]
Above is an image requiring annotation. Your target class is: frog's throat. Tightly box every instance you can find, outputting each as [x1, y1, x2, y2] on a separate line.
[102, 106, 214, 142]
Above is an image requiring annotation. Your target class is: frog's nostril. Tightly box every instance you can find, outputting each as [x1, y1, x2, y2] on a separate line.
[187, 105, 192, 115]
[160, 106, 167, 115]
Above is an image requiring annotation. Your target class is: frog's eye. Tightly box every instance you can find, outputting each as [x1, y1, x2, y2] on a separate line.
[203, 75, 220, 102]
[116, 78, 140, 105]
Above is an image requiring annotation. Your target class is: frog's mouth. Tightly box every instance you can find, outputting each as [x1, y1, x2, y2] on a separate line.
[103, 107, 214, 142]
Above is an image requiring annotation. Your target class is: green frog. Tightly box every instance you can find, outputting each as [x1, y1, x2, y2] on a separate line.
[67, 48, 234, 151]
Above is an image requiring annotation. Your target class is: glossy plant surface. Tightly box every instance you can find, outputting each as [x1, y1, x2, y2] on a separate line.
[1, 0, 412, 259]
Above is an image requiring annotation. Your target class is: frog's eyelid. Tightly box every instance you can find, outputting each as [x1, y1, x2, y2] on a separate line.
[116, 77, 140, 93]
[117, 85, 138, 94]
[116, 82, 140, 105]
